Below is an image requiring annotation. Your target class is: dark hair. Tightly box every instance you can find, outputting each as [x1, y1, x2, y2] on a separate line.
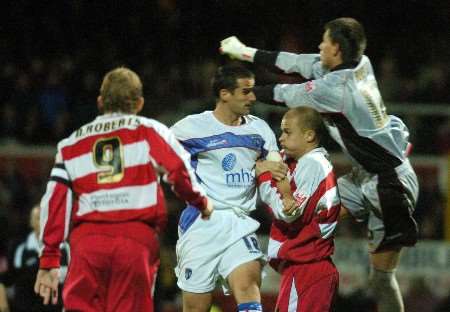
[325, 17, 367, 63]
[212, 65, 254, 98]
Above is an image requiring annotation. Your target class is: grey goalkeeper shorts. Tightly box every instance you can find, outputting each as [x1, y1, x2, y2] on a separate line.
[338, 159, 419, 252]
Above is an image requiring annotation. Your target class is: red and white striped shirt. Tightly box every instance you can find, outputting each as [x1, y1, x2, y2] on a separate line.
[39, 113, 207, 268]
[257, 147, 340, 265]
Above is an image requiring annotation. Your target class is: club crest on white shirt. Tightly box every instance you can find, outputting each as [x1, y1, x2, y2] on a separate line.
[222, 153, 237, 171]
[185, 268, 192, 280]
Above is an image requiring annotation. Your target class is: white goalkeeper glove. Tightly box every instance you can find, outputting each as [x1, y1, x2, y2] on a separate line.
[220, 36, 257, 62]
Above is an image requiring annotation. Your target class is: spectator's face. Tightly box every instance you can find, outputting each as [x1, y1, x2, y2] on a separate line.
[223, 78, 256, 117]
[319, 30, 340, 69]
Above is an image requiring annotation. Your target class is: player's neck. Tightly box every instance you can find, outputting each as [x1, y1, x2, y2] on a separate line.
[330, 59, 358, 72]
[297, 144, 320, 159]
[213, 107, 243, 126]
[102, 110, 137, 116]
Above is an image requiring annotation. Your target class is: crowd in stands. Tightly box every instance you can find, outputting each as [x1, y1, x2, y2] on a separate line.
[0, 1, 449, 151]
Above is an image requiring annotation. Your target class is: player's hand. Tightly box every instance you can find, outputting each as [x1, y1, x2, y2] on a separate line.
[34, 268, 60, 305]
[255, 160, 288, 181]
[219, 36, 257, 62]
[201, 198, 214, 220]
[276, 176, 292, 198]
[282, 197, 299, 216]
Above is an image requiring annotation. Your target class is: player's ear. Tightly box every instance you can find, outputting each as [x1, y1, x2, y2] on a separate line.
[305, 129, 316, 143]
[219, 88, 231, 102]
[333, 42, 341, 58]
[97, 96, 104, 112]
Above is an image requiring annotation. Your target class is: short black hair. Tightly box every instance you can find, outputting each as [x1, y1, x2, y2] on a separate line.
[212, 65, 254, 98]
[325, 17, 367, 64]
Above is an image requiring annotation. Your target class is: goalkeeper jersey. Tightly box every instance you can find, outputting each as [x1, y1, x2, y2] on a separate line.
[256, 52, 412, 174]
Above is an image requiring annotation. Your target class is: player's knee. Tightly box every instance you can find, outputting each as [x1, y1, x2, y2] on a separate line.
[232, 272, 261, 296]
[368, 267, 404, 312]
[369, 267, 397, 291]
[236, 282, 260, 296]
[231, 281, 261, 306]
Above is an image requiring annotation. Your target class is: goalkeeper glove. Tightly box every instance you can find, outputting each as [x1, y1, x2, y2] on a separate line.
[219, 36, 257, 62]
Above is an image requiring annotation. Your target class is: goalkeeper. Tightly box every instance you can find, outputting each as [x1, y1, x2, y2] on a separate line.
[220, 17, 418, 312]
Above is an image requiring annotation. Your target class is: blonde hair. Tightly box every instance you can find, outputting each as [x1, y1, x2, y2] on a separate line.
[100, 67, 143, 113]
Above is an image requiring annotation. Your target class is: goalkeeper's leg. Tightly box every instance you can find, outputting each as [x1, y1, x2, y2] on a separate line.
[369, 249, 404, 312]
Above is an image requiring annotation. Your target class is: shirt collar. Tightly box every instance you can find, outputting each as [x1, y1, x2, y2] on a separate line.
[330, 61, 359, 72]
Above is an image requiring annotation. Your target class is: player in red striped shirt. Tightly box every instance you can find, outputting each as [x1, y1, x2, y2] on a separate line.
[33, 67, 213, 312]
[256, 107, 340, 312]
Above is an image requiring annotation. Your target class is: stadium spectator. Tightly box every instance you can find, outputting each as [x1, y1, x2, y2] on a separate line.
[10, 205, 69, 312]
[414, 175, 444, 239]
[416, 61, 450, 103]
[0, 283, 8, 312]
[37, 69, 70, 143]
[170, 65, 287, 312]
[436, 118, 450, 154]
[256, 107, 340, 311]
[221, 17, 419, 312]
[34, 66, 213, 312]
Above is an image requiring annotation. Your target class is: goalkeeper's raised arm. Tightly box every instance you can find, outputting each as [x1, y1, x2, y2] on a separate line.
[220, 35, 322, 80]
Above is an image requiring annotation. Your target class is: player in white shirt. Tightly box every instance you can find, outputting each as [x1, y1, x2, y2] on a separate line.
[171, 65, 286, 312]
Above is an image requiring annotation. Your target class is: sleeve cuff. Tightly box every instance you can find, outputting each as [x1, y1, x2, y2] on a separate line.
[192, 196, 208, 211]
[40, 255, 61, 269]
[257, 171, 273, 186]
[254, 85, 280, 106]
[254, 50, 279, 67]
[269, 258, 283, 273]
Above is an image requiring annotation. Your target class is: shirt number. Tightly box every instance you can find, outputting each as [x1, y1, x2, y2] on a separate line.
[93, 137, 124, 184]
[243, 235, 260, 253]
[359, 80, 388, 128]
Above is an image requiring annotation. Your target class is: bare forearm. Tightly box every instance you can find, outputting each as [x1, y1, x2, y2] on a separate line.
[276, 177, 294, 199]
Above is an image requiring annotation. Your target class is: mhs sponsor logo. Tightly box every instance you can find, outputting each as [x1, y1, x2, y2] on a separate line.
[222, 153, 254, 187]
[225, 169, 254, 187]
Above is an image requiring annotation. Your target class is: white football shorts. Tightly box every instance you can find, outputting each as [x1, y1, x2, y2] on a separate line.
[175, 207, 264, 293]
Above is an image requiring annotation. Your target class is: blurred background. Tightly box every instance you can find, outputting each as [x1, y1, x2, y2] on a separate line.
[0, 0, 449, 311]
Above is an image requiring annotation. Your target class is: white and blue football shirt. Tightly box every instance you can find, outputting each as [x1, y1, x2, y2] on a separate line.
[171, 111, 278, 216]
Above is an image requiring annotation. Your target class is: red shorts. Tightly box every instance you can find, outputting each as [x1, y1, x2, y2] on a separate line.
[275, 259, 339, 312]
[63, 222, 160, 312]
